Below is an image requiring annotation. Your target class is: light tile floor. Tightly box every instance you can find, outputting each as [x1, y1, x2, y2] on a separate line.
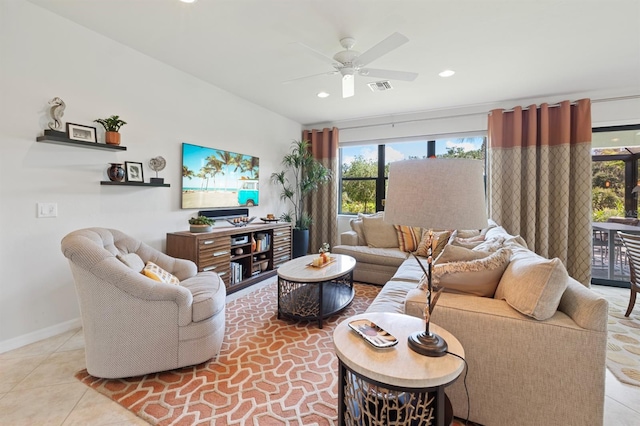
[0, 284, 638, 425]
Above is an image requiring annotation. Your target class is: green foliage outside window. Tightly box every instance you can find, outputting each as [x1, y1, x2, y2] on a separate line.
[341, 155, 378, 214]
[592, 160, 625, 221]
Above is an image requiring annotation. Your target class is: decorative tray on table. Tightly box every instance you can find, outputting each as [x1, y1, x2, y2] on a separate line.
[225, 217, 256, 227]
[348, 319, 398, 349]
[260, 217, 279, 223]
[306, 256, 336, 268]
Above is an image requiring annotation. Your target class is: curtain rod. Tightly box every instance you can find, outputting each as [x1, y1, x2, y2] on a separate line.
[335, 94, 640, 131]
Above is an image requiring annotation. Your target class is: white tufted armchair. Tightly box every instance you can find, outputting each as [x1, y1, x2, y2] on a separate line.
[61, 228, 226, 378]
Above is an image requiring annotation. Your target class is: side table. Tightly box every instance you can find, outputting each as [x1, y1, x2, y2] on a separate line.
[333, 312, 465, 426]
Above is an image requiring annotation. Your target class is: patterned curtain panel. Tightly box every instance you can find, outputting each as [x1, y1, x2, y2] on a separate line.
[303, 127, 339, 254]
[487, 99, 592, 285]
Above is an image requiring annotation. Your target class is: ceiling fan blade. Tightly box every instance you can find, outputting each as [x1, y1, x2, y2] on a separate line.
[360, 68, 418, 81]
[342, 74, 355, 98]
[282, 71, 337, 85]
[294, 42, 339, 67]
[355, 32, 409, 67]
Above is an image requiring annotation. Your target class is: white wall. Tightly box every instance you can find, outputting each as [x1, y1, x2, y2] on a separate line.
[0, 0, 302, 352]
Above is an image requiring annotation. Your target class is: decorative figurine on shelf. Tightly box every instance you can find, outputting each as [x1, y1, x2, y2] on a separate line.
[148, 156, 166, 184]
[47, 97, 66, 131]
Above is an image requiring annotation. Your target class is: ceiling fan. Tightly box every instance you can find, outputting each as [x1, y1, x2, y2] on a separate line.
[285, 32, 418, 98]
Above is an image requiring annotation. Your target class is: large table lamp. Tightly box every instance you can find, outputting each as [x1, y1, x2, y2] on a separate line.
[384, 158, 488, 357]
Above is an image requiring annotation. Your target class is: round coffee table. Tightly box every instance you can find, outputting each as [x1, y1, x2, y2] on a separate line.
[333, 312, 465, 426]
[277, 254, 356, 328]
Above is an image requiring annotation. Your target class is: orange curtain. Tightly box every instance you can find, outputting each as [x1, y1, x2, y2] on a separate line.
[487, 99, 592, 284]
[303, 127, 339, 254]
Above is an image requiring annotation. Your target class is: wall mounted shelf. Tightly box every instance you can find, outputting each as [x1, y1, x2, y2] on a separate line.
[36, 130, 126, 151]
[100, 181, 170, 187]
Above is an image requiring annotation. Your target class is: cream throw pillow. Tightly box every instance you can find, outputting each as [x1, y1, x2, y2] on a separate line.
[432, 248, 511, 297]
[143, 261, 180, 285]
[362, 213, 399, 248]
[435, 244, 491, 264]
[350, 217, 367, 246]
[494, 255, 568, 320]
[450, 234, 485, 249]
[116, 253, 145, 272]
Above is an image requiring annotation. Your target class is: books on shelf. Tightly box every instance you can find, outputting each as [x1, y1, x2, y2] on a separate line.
[230, 262, 243, 285]
[254, 233, 270, 252]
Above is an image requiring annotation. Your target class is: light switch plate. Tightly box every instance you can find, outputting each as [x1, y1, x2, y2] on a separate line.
[37, 202, 57, 218]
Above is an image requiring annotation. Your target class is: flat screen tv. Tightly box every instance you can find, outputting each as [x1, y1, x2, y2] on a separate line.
[182, 142, 259, 209]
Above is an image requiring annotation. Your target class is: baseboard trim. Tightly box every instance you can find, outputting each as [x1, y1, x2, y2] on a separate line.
[0, 318, 82, 354]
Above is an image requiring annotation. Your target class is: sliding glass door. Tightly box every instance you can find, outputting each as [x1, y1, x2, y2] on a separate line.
[592, 125, 640, 286]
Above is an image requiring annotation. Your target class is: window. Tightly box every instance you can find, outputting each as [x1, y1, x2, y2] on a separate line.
[340, 136, 486, 214]
[592, 125, 640, 221]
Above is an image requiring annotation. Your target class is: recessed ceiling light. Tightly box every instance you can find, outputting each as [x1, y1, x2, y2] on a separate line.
[439, 69, 455, 77]
[180, 0, 197, 3]
[317, 92, 330, 98]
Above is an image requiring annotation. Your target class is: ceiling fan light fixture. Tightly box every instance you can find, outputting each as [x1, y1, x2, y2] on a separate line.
[342, 73, 355, 98]
[439, 69, 455, 77]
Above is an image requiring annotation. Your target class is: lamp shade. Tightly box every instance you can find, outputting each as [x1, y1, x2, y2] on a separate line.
[384, 159, 488, 230]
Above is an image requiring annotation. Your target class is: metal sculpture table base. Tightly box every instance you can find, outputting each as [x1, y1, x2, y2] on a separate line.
[339, 362, 453, 426]
[277, 271, 354, 328]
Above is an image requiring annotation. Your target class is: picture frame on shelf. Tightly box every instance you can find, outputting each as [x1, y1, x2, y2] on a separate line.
[66, 123, 97, 143]
[125, 161, 144, 183]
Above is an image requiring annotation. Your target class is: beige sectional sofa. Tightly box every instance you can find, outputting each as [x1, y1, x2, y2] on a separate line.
[333, 216, 608, 426]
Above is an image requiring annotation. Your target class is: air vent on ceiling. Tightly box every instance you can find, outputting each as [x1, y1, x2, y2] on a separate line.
[367, 81, 393, 92]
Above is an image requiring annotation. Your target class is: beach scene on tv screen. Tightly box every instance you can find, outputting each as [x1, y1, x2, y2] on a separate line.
[182, 143, 259, 209]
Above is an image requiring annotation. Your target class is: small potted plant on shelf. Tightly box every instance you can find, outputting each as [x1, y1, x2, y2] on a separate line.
[189, 216, 214, 233]
[94, 115, 127, 145]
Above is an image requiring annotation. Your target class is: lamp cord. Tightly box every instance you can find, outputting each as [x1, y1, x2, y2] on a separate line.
[446, 350, 470, 426]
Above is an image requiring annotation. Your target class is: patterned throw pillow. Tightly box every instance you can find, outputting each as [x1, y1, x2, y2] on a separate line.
[143, 261, 180, 285]
[415, 230, 451, 259]
[394, 225, 422, 252]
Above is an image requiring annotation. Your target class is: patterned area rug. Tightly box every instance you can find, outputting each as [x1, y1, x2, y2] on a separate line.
[594, 288, 640, 387]
[76, 281, 383, 425]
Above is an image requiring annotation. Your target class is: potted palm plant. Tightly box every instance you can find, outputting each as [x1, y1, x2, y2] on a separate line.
[271, 139, 331, 257]
[94, 115, 127, 145]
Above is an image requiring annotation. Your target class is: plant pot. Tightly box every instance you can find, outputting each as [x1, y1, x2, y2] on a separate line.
[107, 163, 125, 182]
[292, 229, 309, 258]
[105, 131, 121, 145]
[190, 224, 212, 233]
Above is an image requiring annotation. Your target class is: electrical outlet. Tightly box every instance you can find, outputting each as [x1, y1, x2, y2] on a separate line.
[37, 202, 58, 218]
